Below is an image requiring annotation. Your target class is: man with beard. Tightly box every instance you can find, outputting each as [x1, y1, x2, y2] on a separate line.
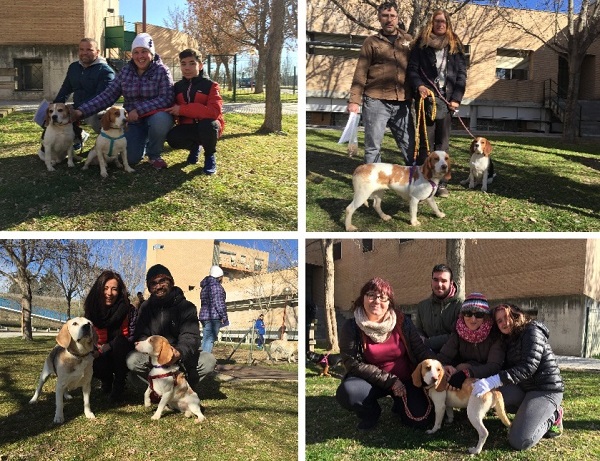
[126, 264, 216, 394]
[413, 263, 463, 352]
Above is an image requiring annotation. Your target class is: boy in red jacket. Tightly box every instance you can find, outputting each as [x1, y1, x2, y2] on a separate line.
[166, 49, 225, 174]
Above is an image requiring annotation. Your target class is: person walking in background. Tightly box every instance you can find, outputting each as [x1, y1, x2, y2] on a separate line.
[255, 313, 266, 349]
[347, 1, 415, 165]
[407, 9, 467, 195]
[127, 291, 145, 342]
[199, 265, 228, 353]
[413, 263, 462, 352]
[83, 270, 132, 403]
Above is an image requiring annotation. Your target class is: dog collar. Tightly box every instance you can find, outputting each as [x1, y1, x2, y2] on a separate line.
[409, 165, 438, 198]
[148, 370, 180, 393]
[100, 131, 126, 158]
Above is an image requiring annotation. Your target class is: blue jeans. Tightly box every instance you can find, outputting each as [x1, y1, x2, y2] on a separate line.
[362, 96, 415, 165]
[201, 319, 222, 353]
[125, 111, 173, 165]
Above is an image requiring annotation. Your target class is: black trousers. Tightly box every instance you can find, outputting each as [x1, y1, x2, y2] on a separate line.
[336, 375, 434, 429]
[415, 104, 452, 166]
[166, 120, 220, 155]
[93, 335, 132, 388]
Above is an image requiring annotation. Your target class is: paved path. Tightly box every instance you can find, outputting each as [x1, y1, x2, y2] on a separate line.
[0, 100, 297, 115]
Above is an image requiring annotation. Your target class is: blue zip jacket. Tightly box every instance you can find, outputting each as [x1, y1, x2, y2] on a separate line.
[54, 57, 115, 108]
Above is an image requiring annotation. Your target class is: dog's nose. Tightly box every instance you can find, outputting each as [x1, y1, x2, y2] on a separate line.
[441, 164, 447, 170]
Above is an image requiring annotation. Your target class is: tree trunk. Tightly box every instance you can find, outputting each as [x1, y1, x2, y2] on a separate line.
[321, 239, 339, 352]
[259, 0, 284, 133]
[446, 239, 466, 300]
[20, 289, 33, 341]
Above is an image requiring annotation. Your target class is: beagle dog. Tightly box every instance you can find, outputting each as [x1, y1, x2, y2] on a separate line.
[37, 103, 79, 172]
[134, 335, 206, 422]
[29, 317, 97, 424]
[83, 106, 134, 178]
[412, 359, 511, 455]
[461, 137, 496, 192]
[345, 151, 451, 230]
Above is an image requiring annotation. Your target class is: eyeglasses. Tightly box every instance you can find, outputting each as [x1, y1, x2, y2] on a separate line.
[434, 19, 447, 24]
[463, 312, 485, 319]
[365, 292, 389, 302]
[149, 277, 170, 288]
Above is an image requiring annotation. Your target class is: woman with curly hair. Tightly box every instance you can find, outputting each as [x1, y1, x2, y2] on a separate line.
[336, 277, 436, 430]
[84, 270, 132, 402]
[472, 304, 564, 450]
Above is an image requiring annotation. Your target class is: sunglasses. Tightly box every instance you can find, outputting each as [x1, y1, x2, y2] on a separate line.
[365, 292, 389, 302]
[463, 311, 486, 319]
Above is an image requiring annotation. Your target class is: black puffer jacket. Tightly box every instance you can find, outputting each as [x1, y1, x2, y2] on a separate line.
[500, 321, 564, 393]
[339, 310, 435, 390]
[133, 286, 201, 366]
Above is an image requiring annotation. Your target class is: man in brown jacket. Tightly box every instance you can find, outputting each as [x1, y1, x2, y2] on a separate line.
[347, 1, 415, 165]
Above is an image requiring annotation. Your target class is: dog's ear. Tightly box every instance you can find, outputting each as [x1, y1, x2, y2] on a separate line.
[91, 322, 99, 346]
[411, 362, 424, 388]
[484, 139, 493, 156]
[157, 338, 174, 365]
[101, 111, 112, 132]
[444, 155, 452, 181]
[422, 154, 433, 180]
[434, 365, 447, 392]
[44, 106, 52, 127]
[470, 139, 476, 153]
[56, 322, 72, 349]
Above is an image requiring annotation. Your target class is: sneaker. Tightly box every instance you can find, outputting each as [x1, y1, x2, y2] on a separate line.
[436, 183, 449, 197]
[203, 153, 217, 175]
[73, 130, 90, 151]
[187, 145, 203, 165]
[149, 157, 168, 170]
[544, 406, 563, 438]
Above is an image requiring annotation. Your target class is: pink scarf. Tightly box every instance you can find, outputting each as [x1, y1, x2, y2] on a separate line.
[456, 316, 492, 344]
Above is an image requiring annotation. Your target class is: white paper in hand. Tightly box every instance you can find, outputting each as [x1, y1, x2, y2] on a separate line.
[338, 112, 360, 144]
[33, 99, 49, 128]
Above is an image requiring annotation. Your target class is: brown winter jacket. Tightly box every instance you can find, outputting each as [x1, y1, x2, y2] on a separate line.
[339, 310, 435, 391]
[348, 29, 413, 105]
[437, 329, 506, 378]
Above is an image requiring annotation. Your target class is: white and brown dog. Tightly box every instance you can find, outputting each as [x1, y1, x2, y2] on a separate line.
[461, 137, 496, 192]
[37, 103, 79, 172]
[29, 317, 97, 424]
[345, 151, 451, 230]
[134, 335, 206, 422]
[412, 359, 511, 455]
[83, 106, 134, 178]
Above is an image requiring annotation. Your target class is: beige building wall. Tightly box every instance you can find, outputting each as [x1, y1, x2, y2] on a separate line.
[135, 24, 199, 63]
[306, 239, 599, 356]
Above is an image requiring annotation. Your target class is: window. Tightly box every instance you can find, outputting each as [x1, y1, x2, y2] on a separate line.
[15, 59, 43, 90]
[362, 239, 373, 252]
[333, 242, 342, 261]
[462, 44, 471, 68]
[495, 49, 530, 80]
[254, 258, 264, 271]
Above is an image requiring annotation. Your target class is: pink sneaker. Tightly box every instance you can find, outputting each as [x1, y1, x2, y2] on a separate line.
[149, 157, 168, 170]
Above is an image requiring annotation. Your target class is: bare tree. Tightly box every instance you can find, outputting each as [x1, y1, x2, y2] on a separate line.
[0, 240, 54, 340]
[320, 239, 339, 352]
[91, 240, 146, 299]
[446, 239, 466, 300]
[49, 240, 96, 320]
[494, 0, 600, 141]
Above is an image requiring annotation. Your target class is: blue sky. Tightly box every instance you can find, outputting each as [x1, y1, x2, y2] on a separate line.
[119, 0, 188, 28]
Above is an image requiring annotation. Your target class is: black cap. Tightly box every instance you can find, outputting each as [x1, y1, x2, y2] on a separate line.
[146, 264, 173, 284]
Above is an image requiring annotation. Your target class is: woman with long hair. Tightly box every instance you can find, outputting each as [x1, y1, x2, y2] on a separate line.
[84, 270, 132, 402]
[472, 304, 564, 450]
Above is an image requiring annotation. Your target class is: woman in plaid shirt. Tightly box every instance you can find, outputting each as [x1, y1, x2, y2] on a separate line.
[74, 33, 174, 170]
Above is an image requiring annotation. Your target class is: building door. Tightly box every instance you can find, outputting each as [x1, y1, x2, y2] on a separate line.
[557, 55, 569, 99]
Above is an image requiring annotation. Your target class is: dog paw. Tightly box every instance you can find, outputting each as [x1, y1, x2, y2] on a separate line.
[468, 447, 482, 455]
[100, 171, 109, 178]
[481, 186, 488, 193]
[381, 214, 392, 221]
[85, 411, 95, 419]
[64, 392, 73, 400]
[125, 167, 135, 173]
[345, 225, 358, 232]
[426, 428, 439, 435]
[67, 162, 75, 168]
[151, 414, 161, 420]
[460, 179, 468, 185]
[53, 415, 65, 424]
[410, 219, 421, 226]
[437, 212, 446, 219]
[47, 166, 56, 172]
[82, 165, 89, 170]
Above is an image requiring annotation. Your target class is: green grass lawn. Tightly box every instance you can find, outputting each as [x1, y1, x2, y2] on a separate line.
[306, 128, 600, 232]
[0, 337, 297, 461]
[0, 111, 297, 231]
[305, 364, 600, 461]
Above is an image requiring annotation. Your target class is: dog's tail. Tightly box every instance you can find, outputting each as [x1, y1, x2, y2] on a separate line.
[492, 390, 511, 427]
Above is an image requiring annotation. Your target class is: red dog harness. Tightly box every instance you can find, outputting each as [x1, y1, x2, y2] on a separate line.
[147, 366, 181, 394]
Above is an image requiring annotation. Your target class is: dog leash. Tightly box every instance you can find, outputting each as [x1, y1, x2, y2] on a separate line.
[413, 89, 434, 164]
[420, 69, 476, 140]
[398, 387, 433, 422]
[100, 131, 126, 158]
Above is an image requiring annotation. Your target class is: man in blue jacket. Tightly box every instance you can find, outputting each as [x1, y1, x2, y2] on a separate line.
[54, 38, 115, 142]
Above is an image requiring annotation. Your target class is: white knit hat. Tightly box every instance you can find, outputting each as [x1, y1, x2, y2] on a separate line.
[131, 33, 155, 55]
[209, 265, 224, 278]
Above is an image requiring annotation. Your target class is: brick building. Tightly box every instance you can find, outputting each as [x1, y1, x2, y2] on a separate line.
[306, 238, 600, 357]
[146, 239, 298, 342]
[0, 0, 196, 102]
[306, 1, 600, 134]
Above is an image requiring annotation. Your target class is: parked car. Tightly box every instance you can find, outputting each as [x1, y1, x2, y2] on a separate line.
[240, 77, 255, 88]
